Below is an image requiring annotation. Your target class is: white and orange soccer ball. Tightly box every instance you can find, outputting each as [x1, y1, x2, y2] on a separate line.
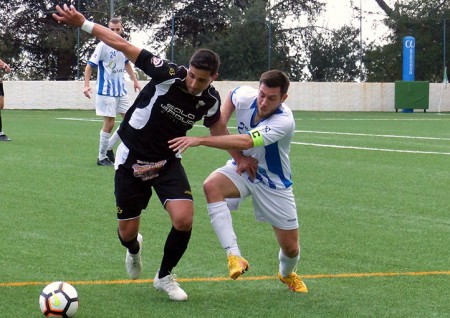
[39, 281, 79, 317]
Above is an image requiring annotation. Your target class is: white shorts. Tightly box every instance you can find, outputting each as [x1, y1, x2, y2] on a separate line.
[217, 161, 299, 230]
[95, 94, 130, 117]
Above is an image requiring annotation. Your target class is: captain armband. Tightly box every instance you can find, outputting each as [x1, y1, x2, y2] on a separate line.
[248, 128, 264, 147]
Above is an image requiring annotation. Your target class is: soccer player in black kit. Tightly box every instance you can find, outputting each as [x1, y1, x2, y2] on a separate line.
[54, 4, 229, 301]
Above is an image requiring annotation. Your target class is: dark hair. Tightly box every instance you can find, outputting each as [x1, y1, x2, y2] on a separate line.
[259, 70, 290, 95]
[189, 49, 220, 75]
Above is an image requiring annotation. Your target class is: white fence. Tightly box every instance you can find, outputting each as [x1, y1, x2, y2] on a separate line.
[3, 80, 450, 112]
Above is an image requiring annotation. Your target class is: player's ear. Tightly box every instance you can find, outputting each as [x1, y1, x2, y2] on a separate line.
[281, 93, 288, 103]
[210, 72, 219, 82]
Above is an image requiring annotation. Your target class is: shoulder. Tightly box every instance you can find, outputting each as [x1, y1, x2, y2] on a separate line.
[231, 86, 257, 106]
[136, 49, 168, 68]
[232, 85, 257, 97]
[135, 49, 180, 79]
[279, 103, 293, 117]
[270, 104, 295, 130]
[95, 41, 107, 51]
[204, 85, 221, 104]
[136, 49, 154, 61]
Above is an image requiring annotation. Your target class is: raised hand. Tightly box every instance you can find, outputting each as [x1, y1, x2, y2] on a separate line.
[52, 4, 86, 28]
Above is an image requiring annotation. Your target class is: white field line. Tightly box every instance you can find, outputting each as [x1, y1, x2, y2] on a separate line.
[297, 118, 450, 121]
[293, 142, 450, 156]
[298, 130, 450, 141]
[58, 117, 104, 122]
[296, 130, 450, 155]
[59, 119, 450, 155]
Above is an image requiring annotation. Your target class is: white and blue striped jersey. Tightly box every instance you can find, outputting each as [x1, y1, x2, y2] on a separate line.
[231, 86, 295, 190]
[88, 41, 129, 97]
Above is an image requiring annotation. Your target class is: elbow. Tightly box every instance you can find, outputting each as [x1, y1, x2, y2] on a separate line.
[241, 138, 254, 150]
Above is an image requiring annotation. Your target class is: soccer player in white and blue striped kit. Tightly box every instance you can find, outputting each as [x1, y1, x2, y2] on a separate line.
[169, 70, 308, 293]
[83, 18, 141, 166]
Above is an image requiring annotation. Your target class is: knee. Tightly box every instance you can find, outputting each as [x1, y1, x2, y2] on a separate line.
[117, 221, 139, 242]
[203, 178, 214, 195]
[171, 211, 193, 231]
[118, 228, 136, 244]
[282, 245, 299, 258]
[172, 218, 193, 231]
[203, 178, 222, 202]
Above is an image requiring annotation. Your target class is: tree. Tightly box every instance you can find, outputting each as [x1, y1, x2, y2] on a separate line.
[203, 0, 291, 80]
[0, 0, 168, 80]
[366, 0, 450, 82]
[303, 25, 362, 82]
[153, 0, 326, 81]
[0, 0, 79, 80]
[2, 0, 367, 82]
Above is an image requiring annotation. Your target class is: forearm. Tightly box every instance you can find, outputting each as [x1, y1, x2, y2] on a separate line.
[198, 134, 253, 151]
[125, 63, 137, 82]
[84, 65, 92, 86]
[91, 25, 130, 55]
[53, 5, 141, 63]
[208, 120, 247, 152]
[88, 23, 141, 63]
[169, 131, 253, 154]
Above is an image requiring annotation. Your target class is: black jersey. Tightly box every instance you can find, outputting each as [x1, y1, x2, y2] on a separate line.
[118, 49, 221, 162]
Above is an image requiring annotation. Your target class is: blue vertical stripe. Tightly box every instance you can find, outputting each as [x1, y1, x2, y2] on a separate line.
[98, 62, 105, 95]
[265, 142, 292, 188]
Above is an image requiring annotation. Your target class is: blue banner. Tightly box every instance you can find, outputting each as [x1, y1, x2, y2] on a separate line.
[402, 36, 415, 81]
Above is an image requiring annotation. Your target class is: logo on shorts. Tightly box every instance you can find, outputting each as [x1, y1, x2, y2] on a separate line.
[151, 56, 163, 67]
[169, 67, 175, 76]
[287, 218, 297, 222]
[132, 159, 167, 181]
[117, 207, 123, 214]
[184, 190, 192, 196]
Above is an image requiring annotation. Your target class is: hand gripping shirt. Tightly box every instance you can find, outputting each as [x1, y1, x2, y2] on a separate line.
[88, 41, 129, 97]
[118, 49, 221, 162]
[231, 86, 295, 190]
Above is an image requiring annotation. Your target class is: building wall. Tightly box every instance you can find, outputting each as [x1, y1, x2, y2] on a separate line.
[3, 81, 450, 112]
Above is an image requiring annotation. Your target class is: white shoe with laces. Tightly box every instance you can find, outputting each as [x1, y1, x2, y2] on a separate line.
[125, 233, 143, 279]
[153, 270, 188, 301]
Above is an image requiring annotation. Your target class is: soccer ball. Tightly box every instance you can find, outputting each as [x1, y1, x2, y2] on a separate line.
[39, 281, 79, 317]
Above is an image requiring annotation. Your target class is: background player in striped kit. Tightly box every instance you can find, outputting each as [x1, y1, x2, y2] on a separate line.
[84, 17, 140, 166]
[169, 70, 308, 293]
[0, 58, 11, 141]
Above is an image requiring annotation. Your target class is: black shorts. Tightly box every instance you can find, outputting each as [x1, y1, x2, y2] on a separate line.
[0, 82, 4, 96]
[114, 157, 193, 220]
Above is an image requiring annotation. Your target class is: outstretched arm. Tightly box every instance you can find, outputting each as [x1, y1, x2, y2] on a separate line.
[169, 133, 254, 153]
[53, 4, 141, 63]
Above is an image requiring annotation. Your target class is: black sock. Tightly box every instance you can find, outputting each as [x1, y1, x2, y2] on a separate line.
[159, 226, 192, 278]
[117, 229, 140, 254]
